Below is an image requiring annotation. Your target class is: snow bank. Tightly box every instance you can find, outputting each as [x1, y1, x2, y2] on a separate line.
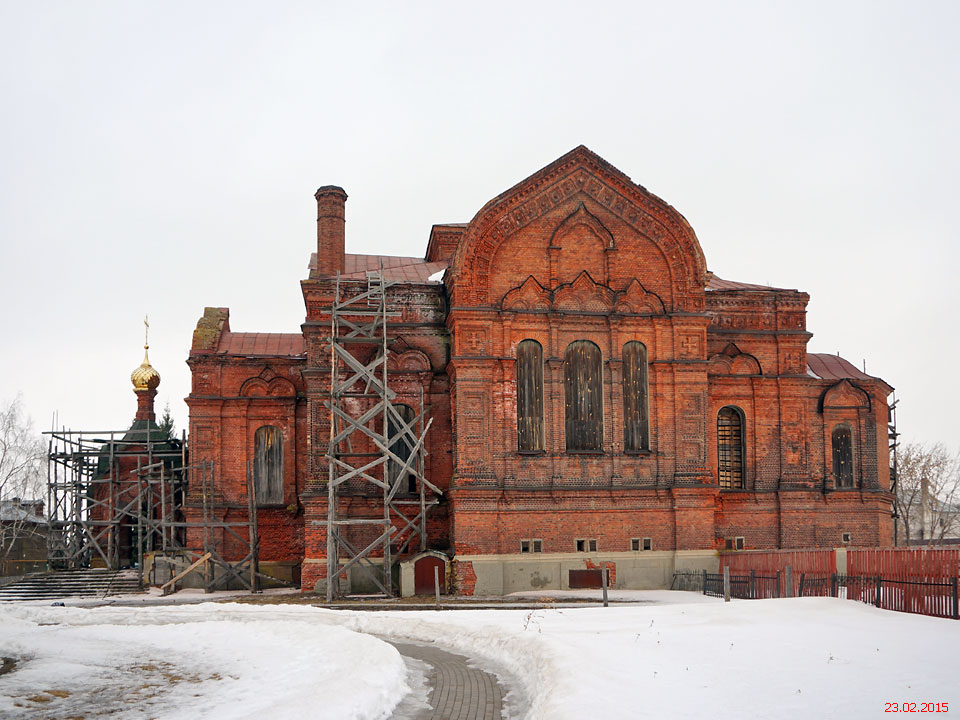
[3, 593, 958, 719]
[0, 603, 408, 719]
[329, 593, 960, 720]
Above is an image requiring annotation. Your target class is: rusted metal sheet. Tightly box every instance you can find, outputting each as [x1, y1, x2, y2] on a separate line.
[569, 569, 603, 589]
[564, 340, 603, 452]
[622, 341, 649, 452]
[517, 340, 544, 452]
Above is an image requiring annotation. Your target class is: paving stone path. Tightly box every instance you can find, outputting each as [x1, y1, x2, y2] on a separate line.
[387, 640, 505, 720]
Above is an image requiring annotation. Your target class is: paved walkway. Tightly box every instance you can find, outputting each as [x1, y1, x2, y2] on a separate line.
[387, 640, 505, 720]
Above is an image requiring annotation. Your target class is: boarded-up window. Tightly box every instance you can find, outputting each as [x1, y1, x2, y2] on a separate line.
[253, 425, 283, 504]
[717, 407, 745, 489]
[388, 404, 417, 494]
[516, 340, 544, 452]
[564, 340, 603, 452]
[832, 425, 854, 488]
[622, 341, 649, 452]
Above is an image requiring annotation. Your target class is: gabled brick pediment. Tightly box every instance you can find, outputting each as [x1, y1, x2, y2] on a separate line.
[821, 379, 871, 410]
[501, 275, 551, 311]
[447, 146, 707, 311]
[553, 271, 615, 312]
[614, 279, 665, 314]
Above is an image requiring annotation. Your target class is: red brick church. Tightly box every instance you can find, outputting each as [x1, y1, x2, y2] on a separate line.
[186, 146, 894, 595]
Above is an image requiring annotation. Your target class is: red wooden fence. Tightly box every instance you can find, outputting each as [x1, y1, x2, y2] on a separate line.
[847, 547, 960, 579]
[723, 549, 835, 576]
[847, 548, 960, 619]
[714, 547, 960, 620]
[721, 549, 834, 596]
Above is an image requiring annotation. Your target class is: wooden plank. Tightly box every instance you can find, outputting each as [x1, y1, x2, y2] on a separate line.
[160, 552, 212, 592]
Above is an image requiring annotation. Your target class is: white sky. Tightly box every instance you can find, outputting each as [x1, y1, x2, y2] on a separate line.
[1, 1, 957, 451]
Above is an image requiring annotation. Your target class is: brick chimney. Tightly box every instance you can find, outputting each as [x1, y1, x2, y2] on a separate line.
[315, 185, 347, 276]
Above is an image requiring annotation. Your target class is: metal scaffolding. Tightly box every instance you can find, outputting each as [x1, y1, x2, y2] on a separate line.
[45, 428, 264, 593]
[321, 268, 440, 601]
[889, 392, 902, 544]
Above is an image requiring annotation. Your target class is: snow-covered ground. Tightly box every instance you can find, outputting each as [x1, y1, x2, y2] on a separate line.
[2, 591, 957, 719]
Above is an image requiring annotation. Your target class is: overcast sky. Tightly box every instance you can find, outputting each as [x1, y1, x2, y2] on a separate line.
[1, 1, 957, 453]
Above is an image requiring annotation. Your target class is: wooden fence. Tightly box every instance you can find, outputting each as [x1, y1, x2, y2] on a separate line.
[709, 547, 960, 620]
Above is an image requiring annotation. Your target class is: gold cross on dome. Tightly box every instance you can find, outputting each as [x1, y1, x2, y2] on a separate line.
[144, 315, 150, 348]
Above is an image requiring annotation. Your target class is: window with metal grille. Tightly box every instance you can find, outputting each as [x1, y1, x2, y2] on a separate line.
[717, 407, 745, 489]
[832, 425, 854, 488]
[622, 341, 649, 452]
[253, 425, 283, 504]
[564, 340, 603, 452]
[516, 340, 544, 452]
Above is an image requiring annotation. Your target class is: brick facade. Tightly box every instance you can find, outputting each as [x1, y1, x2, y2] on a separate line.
[187, 146, 894, 594]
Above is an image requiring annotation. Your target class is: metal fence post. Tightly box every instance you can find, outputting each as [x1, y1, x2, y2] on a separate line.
[602, 567, 609, 607]
[775, 570, 781, 598]
[702, 568, 707, 595]
[831, 573, 837, 598]
[875, 576, 882, 608]
[723, 566, 731, 602]
[952, 577, 958, 620]
[785, 565, 794, 598]
[750, 569, 756, 599]
[798, 572, 806, 596]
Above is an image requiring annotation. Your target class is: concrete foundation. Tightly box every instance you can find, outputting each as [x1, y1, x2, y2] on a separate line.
[456, 549, 719, 596]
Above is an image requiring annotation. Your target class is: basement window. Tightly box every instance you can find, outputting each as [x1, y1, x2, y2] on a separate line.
[631, 538, 653, 551]
[520, 539, 543, 553]
[576, 539, 598, 553]
[724, 537, 745, 551]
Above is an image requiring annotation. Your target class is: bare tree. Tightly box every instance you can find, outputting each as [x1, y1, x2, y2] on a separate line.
[0, 396, 46, 564]
[894, 442, 960, 545]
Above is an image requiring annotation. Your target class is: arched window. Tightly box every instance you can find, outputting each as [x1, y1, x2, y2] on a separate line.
[253, 426, 283, 504]
[516, 340, 544, 452]
[622, 341, 649, 452]
[388, 404, 417, 494]
[564, 340, 603, 452]
[717, 407, 745, 489]
[832, 425, 854, 488]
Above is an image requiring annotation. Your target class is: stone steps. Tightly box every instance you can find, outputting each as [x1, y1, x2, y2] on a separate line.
[0, 569, 144, 601]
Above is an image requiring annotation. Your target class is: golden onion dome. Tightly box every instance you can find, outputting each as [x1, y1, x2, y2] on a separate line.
[131, 346, 161, 391]
[131, 317, 160, 391]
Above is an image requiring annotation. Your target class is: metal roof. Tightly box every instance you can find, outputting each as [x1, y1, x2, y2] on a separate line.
[706, 274, 795, 292]
[309, 253, 448, 283]
[215, 332, 305, 357]
[806, 353, 875, 381]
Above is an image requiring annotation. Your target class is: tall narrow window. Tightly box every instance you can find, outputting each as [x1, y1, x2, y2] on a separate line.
[832, 425, 854, 488]
[622, 341, 649, 452]
[253, 425, 283, 504]
[564, 340, 603, 452]
[388, 404, 417, 494]
[717, 407, 745, 489]
[517, 340, 544, 452]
